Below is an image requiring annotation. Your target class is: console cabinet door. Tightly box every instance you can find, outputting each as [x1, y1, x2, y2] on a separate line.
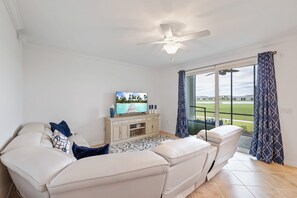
[121, 124, 130, 139]
[146, 119, 153, 134]
[106, 114, 160, 145]
[152, 118, 159, 133]
[113, 124, 121, 142]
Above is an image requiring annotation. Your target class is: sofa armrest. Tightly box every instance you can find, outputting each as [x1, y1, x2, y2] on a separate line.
[47, 150, 168, 195]
[153, 136, 210, 166]
[1, 147, 75, 191]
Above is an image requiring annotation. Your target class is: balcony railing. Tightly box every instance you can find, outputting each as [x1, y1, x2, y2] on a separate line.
[188, 107, 254, 136]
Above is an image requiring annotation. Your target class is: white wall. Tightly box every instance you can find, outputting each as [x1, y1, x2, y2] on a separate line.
[0, 1, 23, 197]
[0, 1, 23, 150]
[159, 35, 297, 166]
[23, 45, 160, 145]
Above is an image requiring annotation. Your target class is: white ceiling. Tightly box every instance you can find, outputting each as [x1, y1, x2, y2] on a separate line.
[17, 0, 297, 68]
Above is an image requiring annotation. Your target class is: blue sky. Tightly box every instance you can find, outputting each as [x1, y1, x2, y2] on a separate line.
[196, 66, 255, 97]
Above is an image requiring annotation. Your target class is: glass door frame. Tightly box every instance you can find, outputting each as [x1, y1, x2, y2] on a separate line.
[187, 59, 257, 129]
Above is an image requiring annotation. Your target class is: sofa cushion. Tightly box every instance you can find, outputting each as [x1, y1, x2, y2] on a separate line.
[197, 125, 243, 144]
[18, 122, 51, 136]
[152, 136, 210, 166]
[40, 133, 53, 148]
[72, 142, 109, 160]
[52, 130, 70, 153]
[50, 120, 72, 137]
[1, 147, 75, 191]
[1, 132, 52, 155]
[48, 150, 168, 189]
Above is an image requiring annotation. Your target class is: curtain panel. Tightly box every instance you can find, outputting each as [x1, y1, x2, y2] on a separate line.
[176, 70, 189, 138]
[250, 52, 284, 164]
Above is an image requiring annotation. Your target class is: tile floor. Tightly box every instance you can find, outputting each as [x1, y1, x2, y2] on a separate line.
[187, 152, 297, 198]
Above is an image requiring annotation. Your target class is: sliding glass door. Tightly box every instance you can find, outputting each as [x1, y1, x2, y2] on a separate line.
[187, 64, 256, 151]
[187, 72, 216, 135]
[218, 66, 256, 150]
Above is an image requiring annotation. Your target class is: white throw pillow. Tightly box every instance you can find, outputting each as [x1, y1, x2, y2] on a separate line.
[52, 130, 70, 153]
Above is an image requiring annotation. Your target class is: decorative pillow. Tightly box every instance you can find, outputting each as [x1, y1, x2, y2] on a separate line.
[52, 130, 70, 153]
[72, 142, 109, 160]
[49, 120, 72, 137]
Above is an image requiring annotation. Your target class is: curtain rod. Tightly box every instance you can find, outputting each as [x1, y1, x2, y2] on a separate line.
[183, 51, 277, 73]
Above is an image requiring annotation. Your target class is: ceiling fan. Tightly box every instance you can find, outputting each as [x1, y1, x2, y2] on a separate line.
[137, 23, 210, 55]
[206, 69, 240, 76]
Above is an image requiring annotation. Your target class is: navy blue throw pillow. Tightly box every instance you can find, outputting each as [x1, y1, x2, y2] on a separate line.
[49, 120, 72, 137]
[72, 142, 109, 160]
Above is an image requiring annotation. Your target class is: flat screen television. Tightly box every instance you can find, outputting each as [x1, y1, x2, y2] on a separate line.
[115, 91, 148, 115]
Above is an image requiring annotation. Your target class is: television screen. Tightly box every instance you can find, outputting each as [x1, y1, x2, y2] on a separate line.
[116, 92, 148, 115]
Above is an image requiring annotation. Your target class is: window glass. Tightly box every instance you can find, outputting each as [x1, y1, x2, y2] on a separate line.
[186, 64, 256, 152]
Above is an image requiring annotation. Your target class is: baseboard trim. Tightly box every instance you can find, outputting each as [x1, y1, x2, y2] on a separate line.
[159, 130, 178, 138]
[284, 160, 297, 168]
[89, 140, 104, 147]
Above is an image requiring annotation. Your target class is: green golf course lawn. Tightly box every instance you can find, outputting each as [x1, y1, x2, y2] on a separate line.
[190, 101, 254, 134]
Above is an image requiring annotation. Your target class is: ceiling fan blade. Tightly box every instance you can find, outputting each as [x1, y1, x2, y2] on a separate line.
[224, 69, 240, 73]
[136, 40, 167, 45]
[160, 24, 173, 38]
[207, 70, 239, 76]
[178, 30, 210, 42]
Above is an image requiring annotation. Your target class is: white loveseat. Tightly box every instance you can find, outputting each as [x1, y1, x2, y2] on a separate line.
[1, 123, 242, 198]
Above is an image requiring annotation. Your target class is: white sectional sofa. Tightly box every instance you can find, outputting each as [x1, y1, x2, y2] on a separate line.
[152, 137, 214, 198]
[197, 125, 243, 180]
[0, 123, 242, 198]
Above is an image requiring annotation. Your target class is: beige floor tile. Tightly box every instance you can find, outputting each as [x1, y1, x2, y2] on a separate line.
[229, 155, 239, 161]
[278, 173, 297, 188]
[231, 171, 272, 187]
[278, 188, 297, 198]
[241, 160, 269, 172]
[275, 164, 297, 175]
[247, 186, 286, 198]
[218, 185, 255, 198]
[264, 173, 297, 189]
[286, 174, 297, 186]
[187, 182, 224, 198]
[188, 152, 297, 198]
[255, 162, 297, 174]
[234, 152, 254, 161]
[241, 159, 294, 175]
[211, 170, 243, 186]
[226, 160, 253, 171]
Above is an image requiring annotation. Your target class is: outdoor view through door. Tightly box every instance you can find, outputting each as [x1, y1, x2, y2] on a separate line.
[187, 64, 257, 151]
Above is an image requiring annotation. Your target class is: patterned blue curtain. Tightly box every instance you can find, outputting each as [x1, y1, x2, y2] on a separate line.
[176, 70, 189, 138]
[250, 52, 284, 164]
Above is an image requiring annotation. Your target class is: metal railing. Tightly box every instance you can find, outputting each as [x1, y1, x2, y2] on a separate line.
[190, 106, 208, 141]
[189, 108, 254, 139]
[192, 110, 254, 124]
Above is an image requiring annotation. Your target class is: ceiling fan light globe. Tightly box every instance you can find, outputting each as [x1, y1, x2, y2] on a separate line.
[163, 43, 180, 54]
